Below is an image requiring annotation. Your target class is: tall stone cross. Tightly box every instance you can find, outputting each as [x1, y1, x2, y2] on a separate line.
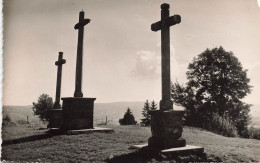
[53, 52, 66, 109]
[151, 3, 181, 111]
[74, 11, 91, 97]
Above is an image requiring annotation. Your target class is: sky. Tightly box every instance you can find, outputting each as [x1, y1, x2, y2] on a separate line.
[2, 0, 260, 116]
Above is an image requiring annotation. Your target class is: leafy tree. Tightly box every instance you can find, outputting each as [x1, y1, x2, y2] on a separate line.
[119, 107, 137, 125]
[172, 47, 252, 137]
[32, 94, 53, 123]
[140, 100, 151, 126]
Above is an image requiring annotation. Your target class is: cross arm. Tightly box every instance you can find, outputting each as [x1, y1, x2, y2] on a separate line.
[55, 59, 66, 66]
[151, 15, 181, 32]
[74, 19, 91, 30]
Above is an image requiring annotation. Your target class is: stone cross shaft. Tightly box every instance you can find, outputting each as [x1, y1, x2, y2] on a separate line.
[53, 52, 66, 109]
[151, 3, 181, 111]
[74, 11, 91, 97]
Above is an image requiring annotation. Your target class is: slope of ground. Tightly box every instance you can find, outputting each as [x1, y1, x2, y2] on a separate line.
[2, 124, 260, 162]
[2, 105, 260, 162]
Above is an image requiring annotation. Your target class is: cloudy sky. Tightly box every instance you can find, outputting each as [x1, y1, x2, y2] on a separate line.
[2, 0, 260, 116]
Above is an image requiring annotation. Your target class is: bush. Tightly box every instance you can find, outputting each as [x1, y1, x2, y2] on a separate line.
[32, 94, 53, 123]
[3, 114, 11, 122]
[2, 114, 16, 126]
[209, 113, 238, 137]
[119, 108, 137, 125]
[249, 127, 260, 140]
[17, 119, 29, 125]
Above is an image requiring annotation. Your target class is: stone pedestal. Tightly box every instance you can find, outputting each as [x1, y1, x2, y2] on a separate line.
[148, 110, 186, 149]
[48, 109, 63, 128]
[61, 97, 96, 130]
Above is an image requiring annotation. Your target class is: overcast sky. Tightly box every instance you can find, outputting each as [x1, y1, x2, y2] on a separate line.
[2, 0, 260, 116]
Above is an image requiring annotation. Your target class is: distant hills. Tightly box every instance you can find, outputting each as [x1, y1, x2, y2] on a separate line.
[2, 102, 259, 126]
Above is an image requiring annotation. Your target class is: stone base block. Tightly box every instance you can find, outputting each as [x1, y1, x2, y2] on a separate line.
[48, 109, 63, 128]
[61, 97, 96, 130]
[149, 110, 186, 149]
[148, 137, 186, 149]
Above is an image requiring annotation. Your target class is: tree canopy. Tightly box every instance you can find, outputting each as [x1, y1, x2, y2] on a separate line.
[140, 100, 157, 126]
[119, 107, 137, 125]
[172, 47, 252, 137]
[32, 94, 53, 123]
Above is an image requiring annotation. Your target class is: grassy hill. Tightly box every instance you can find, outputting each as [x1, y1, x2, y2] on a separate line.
[1, 104, 260, 162]
[2, 124, 260, 162]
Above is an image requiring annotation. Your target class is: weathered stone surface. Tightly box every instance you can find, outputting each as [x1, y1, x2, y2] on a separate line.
[148, 137, 186, 149]
[61, 97, 95, 130]
[159, 99, 173, 111]
[74, 11, 90, 97]
[48, 109, 63, 128]
[148, 110, 186, 149]
[53, 52, 66, 109]
[151, 3, 181, 111]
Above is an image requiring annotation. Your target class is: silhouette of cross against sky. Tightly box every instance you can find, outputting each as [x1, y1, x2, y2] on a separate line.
[2, 0, 260, 116]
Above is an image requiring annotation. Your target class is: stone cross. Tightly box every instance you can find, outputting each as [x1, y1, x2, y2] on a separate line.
[53, 52, 66, 109]
[74, 11, 91, 97]
[151, 3, 181, 111]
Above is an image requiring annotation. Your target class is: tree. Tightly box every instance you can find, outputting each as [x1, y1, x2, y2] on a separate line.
[150, 100, 157, 111]
[32, 94, 53, 123]
[141, 100, 158, 126]
[172, 47, 252, 137]
[119, 107, 137, 125]
[140, 100, 151, 126]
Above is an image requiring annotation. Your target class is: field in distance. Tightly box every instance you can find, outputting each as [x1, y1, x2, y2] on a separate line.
[2, 103, 260, 127]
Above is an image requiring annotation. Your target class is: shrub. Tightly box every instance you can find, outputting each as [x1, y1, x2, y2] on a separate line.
[17, 119, 29, 125]
[119, 108, 137, 125]
[249, 127, 260, 140]
[3, 114, 11, 122]
[2, 114, 16, 126]
[32, 94, 53, 123]
[209, 113, 238, 137]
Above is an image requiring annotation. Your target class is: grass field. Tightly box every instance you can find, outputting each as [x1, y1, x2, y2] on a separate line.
[2, 124, 260, 162]
[2, 106, 260, 162]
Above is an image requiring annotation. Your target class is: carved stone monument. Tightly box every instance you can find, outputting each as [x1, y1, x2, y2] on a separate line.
[53, 52, 66, 109]
[148, 3, 186, 149]
[61, 11, 96, 130]
[48, 52, 66, 128]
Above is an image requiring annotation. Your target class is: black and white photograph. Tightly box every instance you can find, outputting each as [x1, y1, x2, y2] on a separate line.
[1, 0, 260, 162]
